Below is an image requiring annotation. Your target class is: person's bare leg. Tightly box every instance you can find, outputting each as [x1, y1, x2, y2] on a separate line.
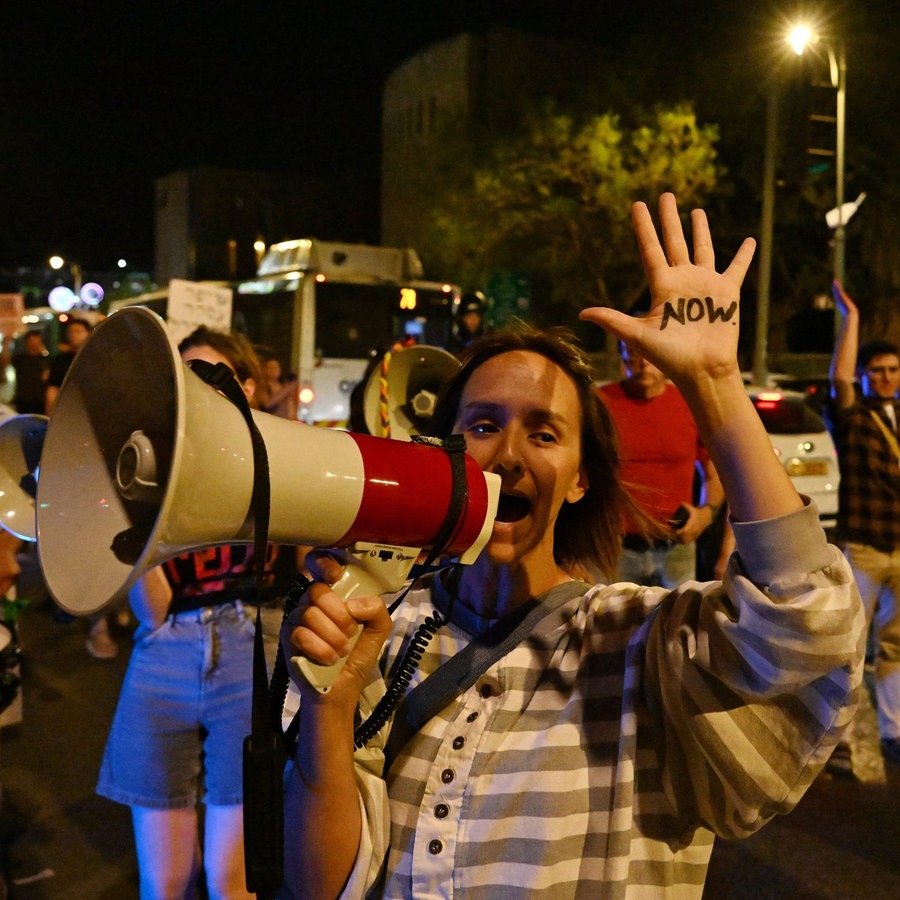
[132, 806, 202, 900]
[203, 803, 254, 899]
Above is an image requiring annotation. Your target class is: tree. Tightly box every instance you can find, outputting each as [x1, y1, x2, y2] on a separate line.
[421, 101, 724, 326]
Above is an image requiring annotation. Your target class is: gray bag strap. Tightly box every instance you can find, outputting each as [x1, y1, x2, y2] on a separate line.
[384, 579, 589, 769]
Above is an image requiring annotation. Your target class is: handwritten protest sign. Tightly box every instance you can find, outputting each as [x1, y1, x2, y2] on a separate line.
[167, 279, 233, 345]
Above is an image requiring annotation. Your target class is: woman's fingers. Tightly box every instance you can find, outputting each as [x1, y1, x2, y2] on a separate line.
[283, 581, 359, 664]
[305, 550, 345, 585]
[723, 237, 757, 286]
[631, 200, 667, 277]
[658, 193, 691, 266]
[282, 579, 393, 678]
[690, 208, 716, 270]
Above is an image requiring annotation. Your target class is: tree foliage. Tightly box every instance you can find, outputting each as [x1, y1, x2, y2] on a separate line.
[422, 102, 723, 321]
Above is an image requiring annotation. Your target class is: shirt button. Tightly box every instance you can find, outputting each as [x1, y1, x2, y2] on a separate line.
[452, 736, 465, 750]
[429, 839, 443, 855]
[441, 768, 454, 784]
[435, 803, 449, 819]
[467, 711, 479, 723]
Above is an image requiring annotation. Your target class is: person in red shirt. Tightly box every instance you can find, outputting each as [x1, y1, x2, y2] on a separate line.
[598, 339, 724, 587]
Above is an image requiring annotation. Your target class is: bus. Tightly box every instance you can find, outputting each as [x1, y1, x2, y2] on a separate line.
[111, 239, 461, 427]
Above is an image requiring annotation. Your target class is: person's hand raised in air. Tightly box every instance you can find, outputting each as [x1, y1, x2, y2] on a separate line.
[581, 192, 756, 392]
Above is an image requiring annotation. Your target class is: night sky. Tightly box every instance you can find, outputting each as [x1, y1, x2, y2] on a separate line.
[1, 1, 895, 273]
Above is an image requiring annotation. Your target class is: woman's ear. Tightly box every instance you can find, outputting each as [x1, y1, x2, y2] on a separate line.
[241, 377, 256, 403]
[566, 466, 589, 504]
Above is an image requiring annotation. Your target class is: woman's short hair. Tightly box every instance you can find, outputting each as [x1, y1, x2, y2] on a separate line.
[431, 321, 633, 580]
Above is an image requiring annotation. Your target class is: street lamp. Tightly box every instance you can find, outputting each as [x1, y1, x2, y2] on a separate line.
[787, 25, 848, 296]
[752, 22, 848, 385]
[49, 255, 82, 294]
[47, 256, 103, 312]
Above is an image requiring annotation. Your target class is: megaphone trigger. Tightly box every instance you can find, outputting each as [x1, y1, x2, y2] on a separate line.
[291, 542, 422, 694]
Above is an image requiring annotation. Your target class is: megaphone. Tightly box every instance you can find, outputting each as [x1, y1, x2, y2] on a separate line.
[0, 414, 47, 541]
[361, 344, 460, 439]
[36, 307, 499, 688]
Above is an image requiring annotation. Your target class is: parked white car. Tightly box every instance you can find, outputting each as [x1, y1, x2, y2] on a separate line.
[747, 386, 839, 529]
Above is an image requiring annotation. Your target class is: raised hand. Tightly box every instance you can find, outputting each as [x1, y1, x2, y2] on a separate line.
[580, 193, 756, 388]
[831, 279, 858, 320]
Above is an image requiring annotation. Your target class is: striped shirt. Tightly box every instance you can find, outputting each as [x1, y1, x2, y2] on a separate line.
[283, 503, 864, 898]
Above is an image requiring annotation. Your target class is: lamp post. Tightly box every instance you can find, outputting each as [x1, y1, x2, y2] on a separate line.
[753, 27, 808, 387]
[752, 81, 779, 386]
[753, 24, 848, 385]
[831, 45, 847, 288]
[49, 255, 82, 294]
[787, 26, 847, 320]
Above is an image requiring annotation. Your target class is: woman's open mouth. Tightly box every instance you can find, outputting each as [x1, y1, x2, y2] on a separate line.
[495, 492, 532, 523]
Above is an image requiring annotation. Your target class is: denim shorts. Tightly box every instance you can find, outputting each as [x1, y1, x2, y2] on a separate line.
[97, 601, 255, 809]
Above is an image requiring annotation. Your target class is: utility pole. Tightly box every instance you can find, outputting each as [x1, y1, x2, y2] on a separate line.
[753, 81, 779, 387]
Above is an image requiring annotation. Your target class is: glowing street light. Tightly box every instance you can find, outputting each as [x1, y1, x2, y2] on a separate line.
[787, 25, 813, 56]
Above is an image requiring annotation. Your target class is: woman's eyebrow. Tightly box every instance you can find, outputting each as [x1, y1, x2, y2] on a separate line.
[524, 407, 572, 430]
[459, 400, 503, 417]
[460, 400, 572, 429]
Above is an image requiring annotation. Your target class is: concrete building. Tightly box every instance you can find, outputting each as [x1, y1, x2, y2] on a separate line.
[381, 26, 603, 250]
[154, 166, 313, 283]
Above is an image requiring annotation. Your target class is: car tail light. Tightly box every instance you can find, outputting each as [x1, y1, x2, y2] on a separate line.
[754, 390, 783, 410]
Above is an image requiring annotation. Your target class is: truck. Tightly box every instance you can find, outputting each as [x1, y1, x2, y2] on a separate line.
[110, 239, 461, 428]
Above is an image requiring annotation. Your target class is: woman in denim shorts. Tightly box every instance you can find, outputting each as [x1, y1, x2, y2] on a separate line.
[97, 327, 288, 899]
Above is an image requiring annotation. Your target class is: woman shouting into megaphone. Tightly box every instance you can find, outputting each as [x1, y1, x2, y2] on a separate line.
[280, 194, 865, 899]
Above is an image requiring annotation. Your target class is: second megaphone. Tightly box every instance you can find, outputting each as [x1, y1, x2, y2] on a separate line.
[0, 413, 47, 541]
[36, 306, 499, 618]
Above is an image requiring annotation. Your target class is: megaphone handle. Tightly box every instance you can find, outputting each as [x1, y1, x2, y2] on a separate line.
[291, 545, 419, 694]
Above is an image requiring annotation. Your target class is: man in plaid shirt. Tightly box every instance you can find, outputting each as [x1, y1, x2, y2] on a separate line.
[827, 279, 900, 775]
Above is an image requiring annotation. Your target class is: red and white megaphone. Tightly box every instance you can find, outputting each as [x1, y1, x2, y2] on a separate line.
[0, 414, 47, 541]
[35, 307, 499, 690]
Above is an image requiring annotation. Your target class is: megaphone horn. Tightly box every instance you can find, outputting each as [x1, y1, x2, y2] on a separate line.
[0, 414, 48, 541]
[36, 307, 499, 619]
[362, 344, 460, 439]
